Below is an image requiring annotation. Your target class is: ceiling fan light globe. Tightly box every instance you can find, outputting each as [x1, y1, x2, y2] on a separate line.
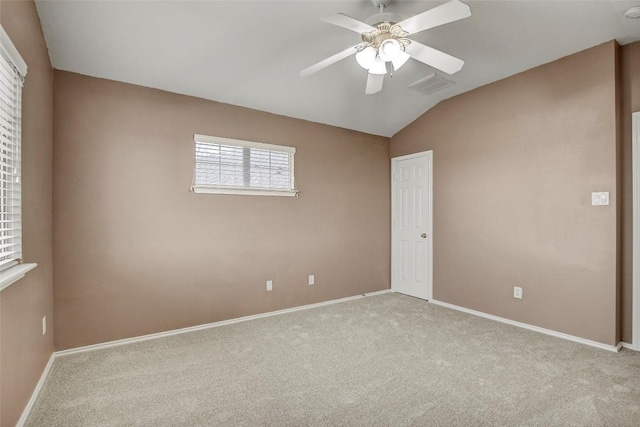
[369, 56, 387, 75]
[355, 46, 376, 69]
[391, 51, 411, 71]
[379, 38, 401, 62]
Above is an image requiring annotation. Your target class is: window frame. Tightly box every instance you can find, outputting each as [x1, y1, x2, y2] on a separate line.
[191, 134, 298, 197]
[0, 24, 36, 292]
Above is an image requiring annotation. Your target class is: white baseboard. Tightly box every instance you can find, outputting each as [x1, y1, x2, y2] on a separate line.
[16, 354, 55, 427]
[15, 289, 628, 425]
[429, 299, 621, 353]
[16, 289, 391, 424]
[55, 289, 392, 357]
[621, 342, 638, 351]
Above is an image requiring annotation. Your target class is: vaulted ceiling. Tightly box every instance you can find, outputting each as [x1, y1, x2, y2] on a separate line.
[35, 0, 640, 137]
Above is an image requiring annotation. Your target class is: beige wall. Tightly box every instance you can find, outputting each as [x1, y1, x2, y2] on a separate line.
[620, 42, 640, 343]
[391, 41, 620, 346]
[52, 71, 391, 350]
[0, 1, 54, 426]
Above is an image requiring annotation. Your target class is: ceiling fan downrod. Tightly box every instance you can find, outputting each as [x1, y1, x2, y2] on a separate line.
[366, 0, 403, 27]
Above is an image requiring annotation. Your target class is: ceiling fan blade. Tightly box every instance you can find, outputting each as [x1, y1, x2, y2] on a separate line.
[300, 44, 363, 77]
[405, 41, 464, 75]
[397, 0, 471, 35]
[321, 13, 376, 34]
[365, 73, 384, 95]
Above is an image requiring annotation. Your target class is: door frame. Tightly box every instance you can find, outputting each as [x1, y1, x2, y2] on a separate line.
[633, 112, 640, 351]
[391, 151, 434, 300]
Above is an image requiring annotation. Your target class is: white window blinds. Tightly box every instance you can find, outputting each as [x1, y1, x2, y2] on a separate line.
[192, 134, 297, 196]
[0, 27, 26, 273]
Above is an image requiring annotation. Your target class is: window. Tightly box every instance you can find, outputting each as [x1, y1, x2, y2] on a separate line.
[192, 134, 297, 196]
[0, 26, 27, 274]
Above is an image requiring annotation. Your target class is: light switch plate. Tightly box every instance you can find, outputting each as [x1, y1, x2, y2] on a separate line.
[591, 192, 609, 206]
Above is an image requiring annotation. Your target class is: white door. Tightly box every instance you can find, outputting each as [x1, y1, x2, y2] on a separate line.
[392, 152, 432, 300]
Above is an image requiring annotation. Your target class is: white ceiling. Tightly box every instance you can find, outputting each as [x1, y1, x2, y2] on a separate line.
[35, 0, 640, 137]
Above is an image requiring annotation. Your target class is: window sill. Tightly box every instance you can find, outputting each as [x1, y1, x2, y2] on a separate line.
[192, 186, 298, 197]
[0, 263, 37, 292]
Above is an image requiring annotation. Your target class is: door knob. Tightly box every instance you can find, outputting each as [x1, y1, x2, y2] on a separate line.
[421, 233, 427, 238]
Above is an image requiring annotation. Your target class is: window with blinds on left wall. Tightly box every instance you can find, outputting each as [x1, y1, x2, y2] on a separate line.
[0, 25, 36, 292]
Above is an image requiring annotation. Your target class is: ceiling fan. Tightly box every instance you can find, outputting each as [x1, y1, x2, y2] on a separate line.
[300, 0, 471, 95]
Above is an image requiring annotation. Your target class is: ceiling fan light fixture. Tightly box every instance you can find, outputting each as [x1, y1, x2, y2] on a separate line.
[355, 46, 377, 69]
[379, 38, 401, 62]
[302, 0, 471, 95]
[391, 50, 411, 71]
[369, 56, 387, 75]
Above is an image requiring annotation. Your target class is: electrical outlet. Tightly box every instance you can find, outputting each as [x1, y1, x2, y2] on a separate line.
[42, 316, 47, 335]
[266, 280, 273, 291]
[513, 286, 523, 299]
[308, 275, 315, 285]
[591, 192, 609, 206]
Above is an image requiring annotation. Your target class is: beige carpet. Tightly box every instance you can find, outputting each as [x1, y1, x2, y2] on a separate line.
[27, 293, 640, 426]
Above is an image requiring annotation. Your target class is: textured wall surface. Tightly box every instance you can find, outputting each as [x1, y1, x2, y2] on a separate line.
[0, 1, 54, 426]
[391, 42, 619, 346]
[53, 71, 391, 350]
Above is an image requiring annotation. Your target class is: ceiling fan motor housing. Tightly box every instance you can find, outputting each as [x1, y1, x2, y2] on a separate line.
[361, 22, 411, 51]
[365, 12, 404, 26]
